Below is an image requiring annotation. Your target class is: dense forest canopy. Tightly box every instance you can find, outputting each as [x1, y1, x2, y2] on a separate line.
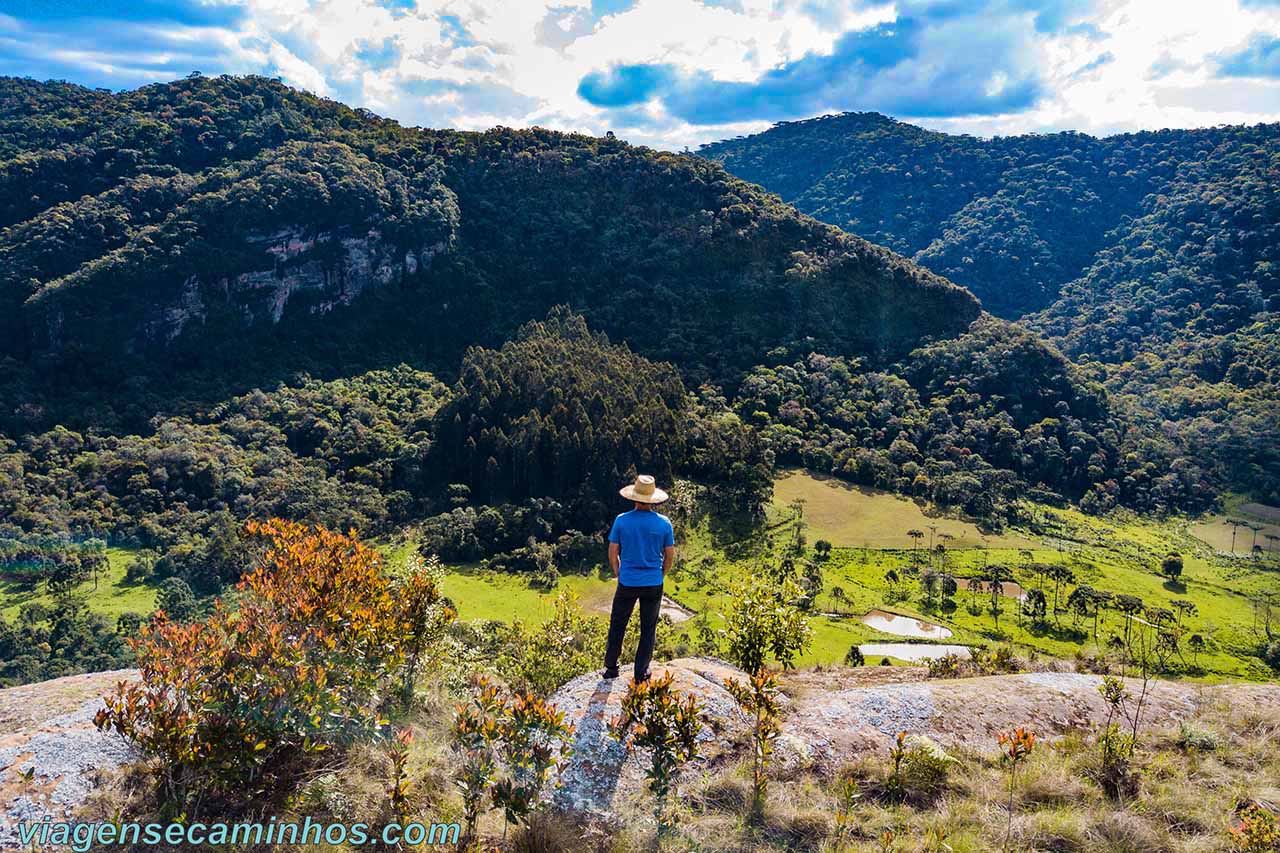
[0, 74, 977, 439]
[0, 76, 1229, 605]
[701, 113, 1280, 502]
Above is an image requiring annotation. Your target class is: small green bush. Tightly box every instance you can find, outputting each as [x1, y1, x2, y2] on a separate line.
[899, 735, 956, 802]
[927, 652, 965, 678]
[1175, 722, 1220, 752]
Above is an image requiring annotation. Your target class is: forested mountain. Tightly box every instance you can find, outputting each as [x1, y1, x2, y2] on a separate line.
[701, 113, 1280, 501]
[0, 75, 1218, 588]
[0, 74, 977, 438]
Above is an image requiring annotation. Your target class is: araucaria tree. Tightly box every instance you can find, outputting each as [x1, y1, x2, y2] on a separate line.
[721, 575, 811, 823]
[611, 672, 704, 837]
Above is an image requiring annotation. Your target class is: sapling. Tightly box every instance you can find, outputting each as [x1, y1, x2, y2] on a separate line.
[387, 727, 414, 822]
[719, 574, 810, 823]
[996, 727, 1036, 850]
[886, 730, 908, 802]
[490, 691, 574, 833]
[724, 670, 783, 823]
[452, 679, 503, 850]
[396, 553, 456, 705]
[1096, 675, 1136, 799]
[611, 672, 703, 837]
[833, 774, 861, 842]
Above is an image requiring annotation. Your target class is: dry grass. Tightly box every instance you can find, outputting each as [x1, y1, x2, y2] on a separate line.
[630, 692, 1280, 853]
[771, 470, 1035, 549]
[75, 667, 1280, 853]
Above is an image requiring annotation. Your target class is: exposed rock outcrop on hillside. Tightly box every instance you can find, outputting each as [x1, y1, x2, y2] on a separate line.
[0, 670, 138, 848]
[550, 659, 1280, 816]
[4, 660, 1278, 837]
[550, 658, 750, 819]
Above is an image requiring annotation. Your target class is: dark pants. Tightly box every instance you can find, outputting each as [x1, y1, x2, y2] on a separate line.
[603, 582, 663, 679]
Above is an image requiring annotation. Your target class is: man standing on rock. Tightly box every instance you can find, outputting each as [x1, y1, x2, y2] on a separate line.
[603, 474, 675, 682]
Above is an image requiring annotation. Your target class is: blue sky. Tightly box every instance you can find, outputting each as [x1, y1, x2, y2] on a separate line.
[2, 0, 1280, 148]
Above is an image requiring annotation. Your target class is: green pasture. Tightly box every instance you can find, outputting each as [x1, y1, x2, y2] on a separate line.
[0, 547, 157, 621]
[771, 469, 1036, 549]
[381, 477, 1280, 678]
[9, 476, 1276, 681]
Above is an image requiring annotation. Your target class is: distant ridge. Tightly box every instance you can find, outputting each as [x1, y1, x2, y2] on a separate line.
[0, 75, 977, 418]
[702, 111, 1280, 502]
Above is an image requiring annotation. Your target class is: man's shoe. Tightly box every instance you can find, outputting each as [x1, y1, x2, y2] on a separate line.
[602, 668, 620, 679]
[634, 671, 651, 683]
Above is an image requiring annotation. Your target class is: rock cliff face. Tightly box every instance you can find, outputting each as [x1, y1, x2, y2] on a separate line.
[141, 227, 447, 347]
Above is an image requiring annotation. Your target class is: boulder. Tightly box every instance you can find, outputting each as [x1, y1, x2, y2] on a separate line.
[549, 657, 750, 819]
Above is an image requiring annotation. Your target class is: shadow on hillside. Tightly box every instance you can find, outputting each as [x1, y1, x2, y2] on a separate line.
[1025, 621, 1089, 643]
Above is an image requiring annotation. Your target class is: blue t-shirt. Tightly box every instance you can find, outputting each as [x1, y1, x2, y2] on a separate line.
[608, 509, 674, 586]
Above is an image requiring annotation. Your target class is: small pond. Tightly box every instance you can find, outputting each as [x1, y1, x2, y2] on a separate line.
[659, 596, 693, 623]
[859, 643, 971, 663]
[860, 609, 953, 639]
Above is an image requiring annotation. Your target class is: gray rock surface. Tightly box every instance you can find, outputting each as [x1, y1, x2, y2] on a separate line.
[0, 670, 138, 848]
[549, 657, 750, 818]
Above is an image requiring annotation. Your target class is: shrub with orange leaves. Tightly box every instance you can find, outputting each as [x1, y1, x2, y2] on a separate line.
[451, 677, 573, 850]
[996, 727, 1036, 850]
[1231, 803, 1280, 852]
[94, 519, 453, 811]
[611, 672, 703, 835]
[998, 727, 1037, 765]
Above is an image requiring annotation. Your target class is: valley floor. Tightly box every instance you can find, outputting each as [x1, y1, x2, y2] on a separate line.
[375, 474, 1280, 681]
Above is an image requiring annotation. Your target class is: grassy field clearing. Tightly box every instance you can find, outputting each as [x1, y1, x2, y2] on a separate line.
[379, 538, 618, 623]
[0, 547, 156, 621]
[771, 469, 1036, 549]
[1190, 502, 1280, 555]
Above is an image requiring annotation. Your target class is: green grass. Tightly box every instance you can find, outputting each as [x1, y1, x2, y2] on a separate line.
[375, 536, 618, 624]
[437, 567, 617, 624]
[674, 478, 1280, 679]
[17, 480, 1275, 682]
[772, 469, 1036, 549]
[0, 547, 157, 621]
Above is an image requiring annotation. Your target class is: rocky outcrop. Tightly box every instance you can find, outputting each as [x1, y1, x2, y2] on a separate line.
[782, 671, 1200, 765]
[5, 662, 1278, 835]
[549, 661, 1280, 816]
[141, 227, 447, 346]
[0, 669, 138, 848]
[549, 658, 750, 819]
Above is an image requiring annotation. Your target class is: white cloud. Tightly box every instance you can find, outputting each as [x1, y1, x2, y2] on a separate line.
[4, 0, 1280, 147]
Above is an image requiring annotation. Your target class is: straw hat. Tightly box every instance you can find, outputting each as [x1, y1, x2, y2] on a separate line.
[620, 474, 669, 504]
